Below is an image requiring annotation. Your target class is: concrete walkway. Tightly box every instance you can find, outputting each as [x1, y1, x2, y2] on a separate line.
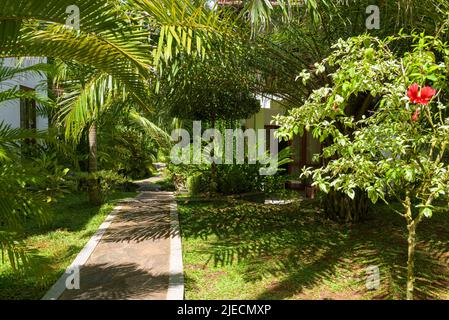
[44, 175, 183, 300]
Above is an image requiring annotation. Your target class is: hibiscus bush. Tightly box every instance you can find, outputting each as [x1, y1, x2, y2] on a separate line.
[276, 33, 449, 299]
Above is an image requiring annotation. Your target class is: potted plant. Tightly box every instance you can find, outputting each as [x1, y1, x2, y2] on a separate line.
[305, 177, 318, 199]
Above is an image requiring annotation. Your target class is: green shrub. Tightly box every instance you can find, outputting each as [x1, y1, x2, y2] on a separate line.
[158, 177, 176, 191]
[216, 164, 262, 195]
[263, 174, 289, 197]
[74, 170, 129, 200]
[187, 173, 208, 195]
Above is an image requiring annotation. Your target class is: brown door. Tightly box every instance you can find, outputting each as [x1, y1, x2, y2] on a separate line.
[20, 86, 37, 145]
[20, 86, 37, 130]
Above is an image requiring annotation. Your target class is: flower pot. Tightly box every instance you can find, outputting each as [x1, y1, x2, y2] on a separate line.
[305, 185, 317, 199]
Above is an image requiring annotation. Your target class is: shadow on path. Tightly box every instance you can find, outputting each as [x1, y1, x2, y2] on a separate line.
[57, 190, 176, 300]
[59, 263, 169, 300]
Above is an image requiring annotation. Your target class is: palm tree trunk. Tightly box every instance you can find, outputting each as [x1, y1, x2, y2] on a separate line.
[88, 122, 102, 205]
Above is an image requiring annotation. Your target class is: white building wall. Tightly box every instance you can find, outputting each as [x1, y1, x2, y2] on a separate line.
[0, 57, 48, 130]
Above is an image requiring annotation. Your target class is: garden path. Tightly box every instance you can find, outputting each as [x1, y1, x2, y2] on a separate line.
[45, 174, 183, 300]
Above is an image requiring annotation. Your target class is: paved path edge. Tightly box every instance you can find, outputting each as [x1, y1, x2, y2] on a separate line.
[41, 199, 133, 300]
[166, 201, 185, 300]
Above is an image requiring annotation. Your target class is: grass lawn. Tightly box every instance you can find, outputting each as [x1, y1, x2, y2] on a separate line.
[0, 191, 136, 300]
[178, 197, 449, 300]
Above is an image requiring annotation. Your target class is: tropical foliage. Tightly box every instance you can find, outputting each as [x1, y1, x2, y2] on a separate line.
[277, 33, 449, 299]
[1, 0, 449, 300]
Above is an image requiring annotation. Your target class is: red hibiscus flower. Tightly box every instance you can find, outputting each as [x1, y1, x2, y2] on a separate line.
[407, 83, 437, 105]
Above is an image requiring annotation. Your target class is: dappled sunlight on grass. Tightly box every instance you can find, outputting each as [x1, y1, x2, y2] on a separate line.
[0, 191, 136, 300]
[179, 199, 449, 300]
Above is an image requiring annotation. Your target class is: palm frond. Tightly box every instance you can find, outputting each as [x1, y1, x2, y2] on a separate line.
[57, 72, 127, 140]
[131, 0, 240, 67]
[0, 161, 51, 269]
[0, 1, 153, 107]
[0, 122, 47, 160]
[128, 109, 171, 148]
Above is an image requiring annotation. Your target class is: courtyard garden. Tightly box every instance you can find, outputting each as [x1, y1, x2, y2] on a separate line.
[0, 0, 449, 301]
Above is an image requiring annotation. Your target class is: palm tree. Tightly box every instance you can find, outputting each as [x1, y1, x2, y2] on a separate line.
[2, 0, 446, 265]
[0, 0, 243, 97]
[54, 60, 170, 204]
[0, 0, 154, 105]
[0, 61, 54, 269]
[0, 0, 247, 205]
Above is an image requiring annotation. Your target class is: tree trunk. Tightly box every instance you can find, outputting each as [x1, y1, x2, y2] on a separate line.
[319, 94, 374, 223]
[88, 122, 102, 205]
[210, 116, 218, 193]
[210, 161, 218, 193]
[406, 220, 417, 300]
[322, 188, 369, 223]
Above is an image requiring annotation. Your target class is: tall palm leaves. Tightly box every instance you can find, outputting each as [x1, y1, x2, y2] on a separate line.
[237, 0, 445, 35]
[0, 60, 52, 157]
[0, 0, 228, 267]
[247, 0, 449, 107]
[0, 61, 53, 269]
[0, 0, 153, 106]
[131, 0, 239, 65]
[0, 153, 49, 270]
[0, 59, 51, 108]
[55, 64, 170, 149]
[57, 72, 125, 140]
[54, 59, 171, 204]
[0, 0, 244, 105]
[53, 63, 128, 204]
